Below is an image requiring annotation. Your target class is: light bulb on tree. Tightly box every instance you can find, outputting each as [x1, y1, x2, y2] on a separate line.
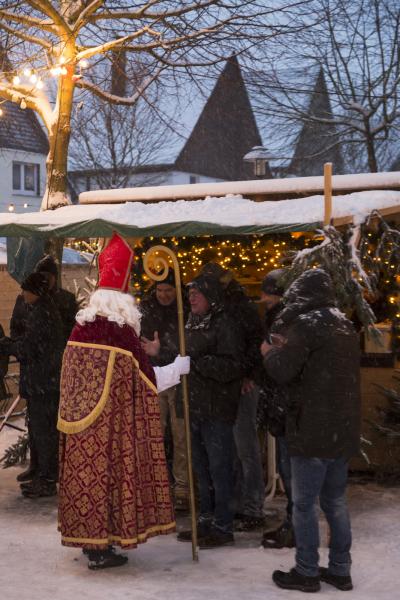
[12, 75, 20, 85]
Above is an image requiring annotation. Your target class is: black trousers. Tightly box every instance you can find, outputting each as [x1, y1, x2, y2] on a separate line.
[28, 392, 59, 481]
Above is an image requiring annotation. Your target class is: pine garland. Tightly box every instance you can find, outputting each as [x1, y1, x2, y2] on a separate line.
[0, 432, 29, 468]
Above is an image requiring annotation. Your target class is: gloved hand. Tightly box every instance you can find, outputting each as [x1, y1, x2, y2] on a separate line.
[173, 354, 190, 375]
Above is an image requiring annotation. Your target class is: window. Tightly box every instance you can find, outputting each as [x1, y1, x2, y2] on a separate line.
[12, 162, 40, 195]
[189, 175, 198, 184]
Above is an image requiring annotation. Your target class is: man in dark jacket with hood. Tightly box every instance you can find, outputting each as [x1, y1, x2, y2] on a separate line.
[142, 273, 243, 547]
[262, 269, 360, 593]
[0, 273, 65, 497]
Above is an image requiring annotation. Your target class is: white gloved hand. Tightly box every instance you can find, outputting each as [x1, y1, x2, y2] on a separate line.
[173, 354, 190, 375]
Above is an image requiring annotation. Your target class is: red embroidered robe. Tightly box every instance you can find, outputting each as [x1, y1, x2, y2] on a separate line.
[57, 316, 175, 549]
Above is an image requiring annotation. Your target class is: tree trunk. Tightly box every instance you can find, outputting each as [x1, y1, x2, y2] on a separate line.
[364, 119, 378, 173]
[41, 65, 75, 211]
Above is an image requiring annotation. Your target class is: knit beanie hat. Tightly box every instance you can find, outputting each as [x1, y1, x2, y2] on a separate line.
[261, 268, 286, 297]
[35, 255, 58, 277]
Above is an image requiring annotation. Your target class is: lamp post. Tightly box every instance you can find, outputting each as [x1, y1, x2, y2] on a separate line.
[243, 145, 272, 177]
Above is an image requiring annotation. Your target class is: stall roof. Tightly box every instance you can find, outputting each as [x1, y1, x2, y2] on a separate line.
[0, 190, 399, 238]
[79, 171, 400, 204]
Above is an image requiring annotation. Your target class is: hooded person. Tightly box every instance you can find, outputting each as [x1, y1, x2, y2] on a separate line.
[57, 233, 190, 571]
[0, 272, 65, 497]
[176, 273, 244, 547]
[35, 254, 78, 344]
[261, 268, 360, 593]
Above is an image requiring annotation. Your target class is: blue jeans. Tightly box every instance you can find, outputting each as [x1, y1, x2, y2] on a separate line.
[191, 416, 235, 533]
[233, 387, 265, 518]
[291, 456, 352, 578]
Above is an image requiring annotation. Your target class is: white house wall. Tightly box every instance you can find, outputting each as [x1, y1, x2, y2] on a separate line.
[71, 170, 224, 196]
[0, 148, 47, 213]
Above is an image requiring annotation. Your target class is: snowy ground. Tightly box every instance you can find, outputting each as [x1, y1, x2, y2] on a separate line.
[1, 423, 399, 600]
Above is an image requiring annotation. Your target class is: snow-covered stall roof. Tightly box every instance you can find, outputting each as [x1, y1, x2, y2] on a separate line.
[78, 171, 400, 204]
[0, 190, 399, 238]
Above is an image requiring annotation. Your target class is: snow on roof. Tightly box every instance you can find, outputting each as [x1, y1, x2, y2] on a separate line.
[78, 171, 400, 204]
[0, 189, 399, 238]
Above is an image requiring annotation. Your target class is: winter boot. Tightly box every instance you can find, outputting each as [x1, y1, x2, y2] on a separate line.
[87, 547, 128, 571]
[272, 568, 321, 593]
[235, 514, 265, 532]
[17, 465, 37, 482]
[198, 529, 235, 549]
[261, 520, 295, 549]
[21, 478, 57, 498]
[319, 567, 353, 591]
[177, 517, 212, 542]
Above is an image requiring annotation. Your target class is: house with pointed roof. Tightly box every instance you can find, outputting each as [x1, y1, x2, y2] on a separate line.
[69, 56, 270, 198]
[0, 47, 49, 213]
[286, 68, 344, 177]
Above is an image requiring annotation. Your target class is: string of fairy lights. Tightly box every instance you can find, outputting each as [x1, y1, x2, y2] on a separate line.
[65, 229, 400, 353]
[0, 57, 90, 117]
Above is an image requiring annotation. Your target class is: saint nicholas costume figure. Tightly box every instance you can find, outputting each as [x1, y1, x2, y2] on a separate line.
[57, 234, 189, 570]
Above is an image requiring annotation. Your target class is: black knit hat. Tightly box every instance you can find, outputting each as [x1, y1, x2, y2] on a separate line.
[261, 268, 286, 297]
[35, 255, 58, 277]
[21, 272, 49, 297]
[156, 267, 175, 288]
[188, 273, 223, 308]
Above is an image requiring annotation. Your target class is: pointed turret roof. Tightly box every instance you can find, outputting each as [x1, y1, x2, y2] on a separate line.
[289, 67, 344, 176]
[175, 55, 270, 180]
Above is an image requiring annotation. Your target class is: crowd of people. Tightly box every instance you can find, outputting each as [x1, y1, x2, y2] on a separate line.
[0, 233, 361, 592]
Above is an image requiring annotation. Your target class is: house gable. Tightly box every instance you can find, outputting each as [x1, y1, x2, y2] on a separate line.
[175, 55, 270, 180]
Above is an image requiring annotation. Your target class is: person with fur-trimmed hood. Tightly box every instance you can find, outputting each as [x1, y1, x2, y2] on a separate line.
[57, 234, 190, 571]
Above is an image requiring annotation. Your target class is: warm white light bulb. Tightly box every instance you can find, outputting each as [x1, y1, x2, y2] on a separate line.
[8, 204, 15, 212]
[30, 74, 38, 83]
[23, 68, 32, 77]
[13, 76, 21, 85]
[79, 59, 88, 68]
[23, 202, 28, 208]
[0, 108, 3, 116]
[20, 99, 27, 109]
[36, 80, 44, 89]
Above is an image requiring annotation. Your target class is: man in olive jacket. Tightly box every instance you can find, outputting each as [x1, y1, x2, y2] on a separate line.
[262, 269, 360, 593]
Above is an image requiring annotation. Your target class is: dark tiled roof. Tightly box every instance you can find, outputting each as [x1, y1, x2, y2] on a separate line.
[289, 68, 344, 176]
[175, 56, 270, 180]
[0, 100, 49, 154]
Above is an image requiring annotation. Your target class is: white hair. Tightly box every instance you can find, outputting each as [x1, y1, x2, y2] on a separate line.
[76, 289, 141, 336]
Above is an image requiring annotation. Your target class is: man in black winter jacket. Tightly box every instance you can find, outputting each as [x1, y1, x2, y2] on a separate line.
[183, 274, 243, 547]
[141, 269, 190, 510]
[262, 269, 360, 593]
[0, 273, 65, 498]
[200, 262, 265, 530]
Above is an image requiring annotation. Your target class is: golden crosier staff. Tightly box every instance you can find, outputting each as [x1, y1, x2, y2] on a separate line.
[143, 245, 198, 562]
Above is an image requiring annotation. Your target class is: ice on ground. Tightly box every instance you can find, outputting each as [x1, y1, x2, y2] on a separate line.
[0, 423, 399, 600]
